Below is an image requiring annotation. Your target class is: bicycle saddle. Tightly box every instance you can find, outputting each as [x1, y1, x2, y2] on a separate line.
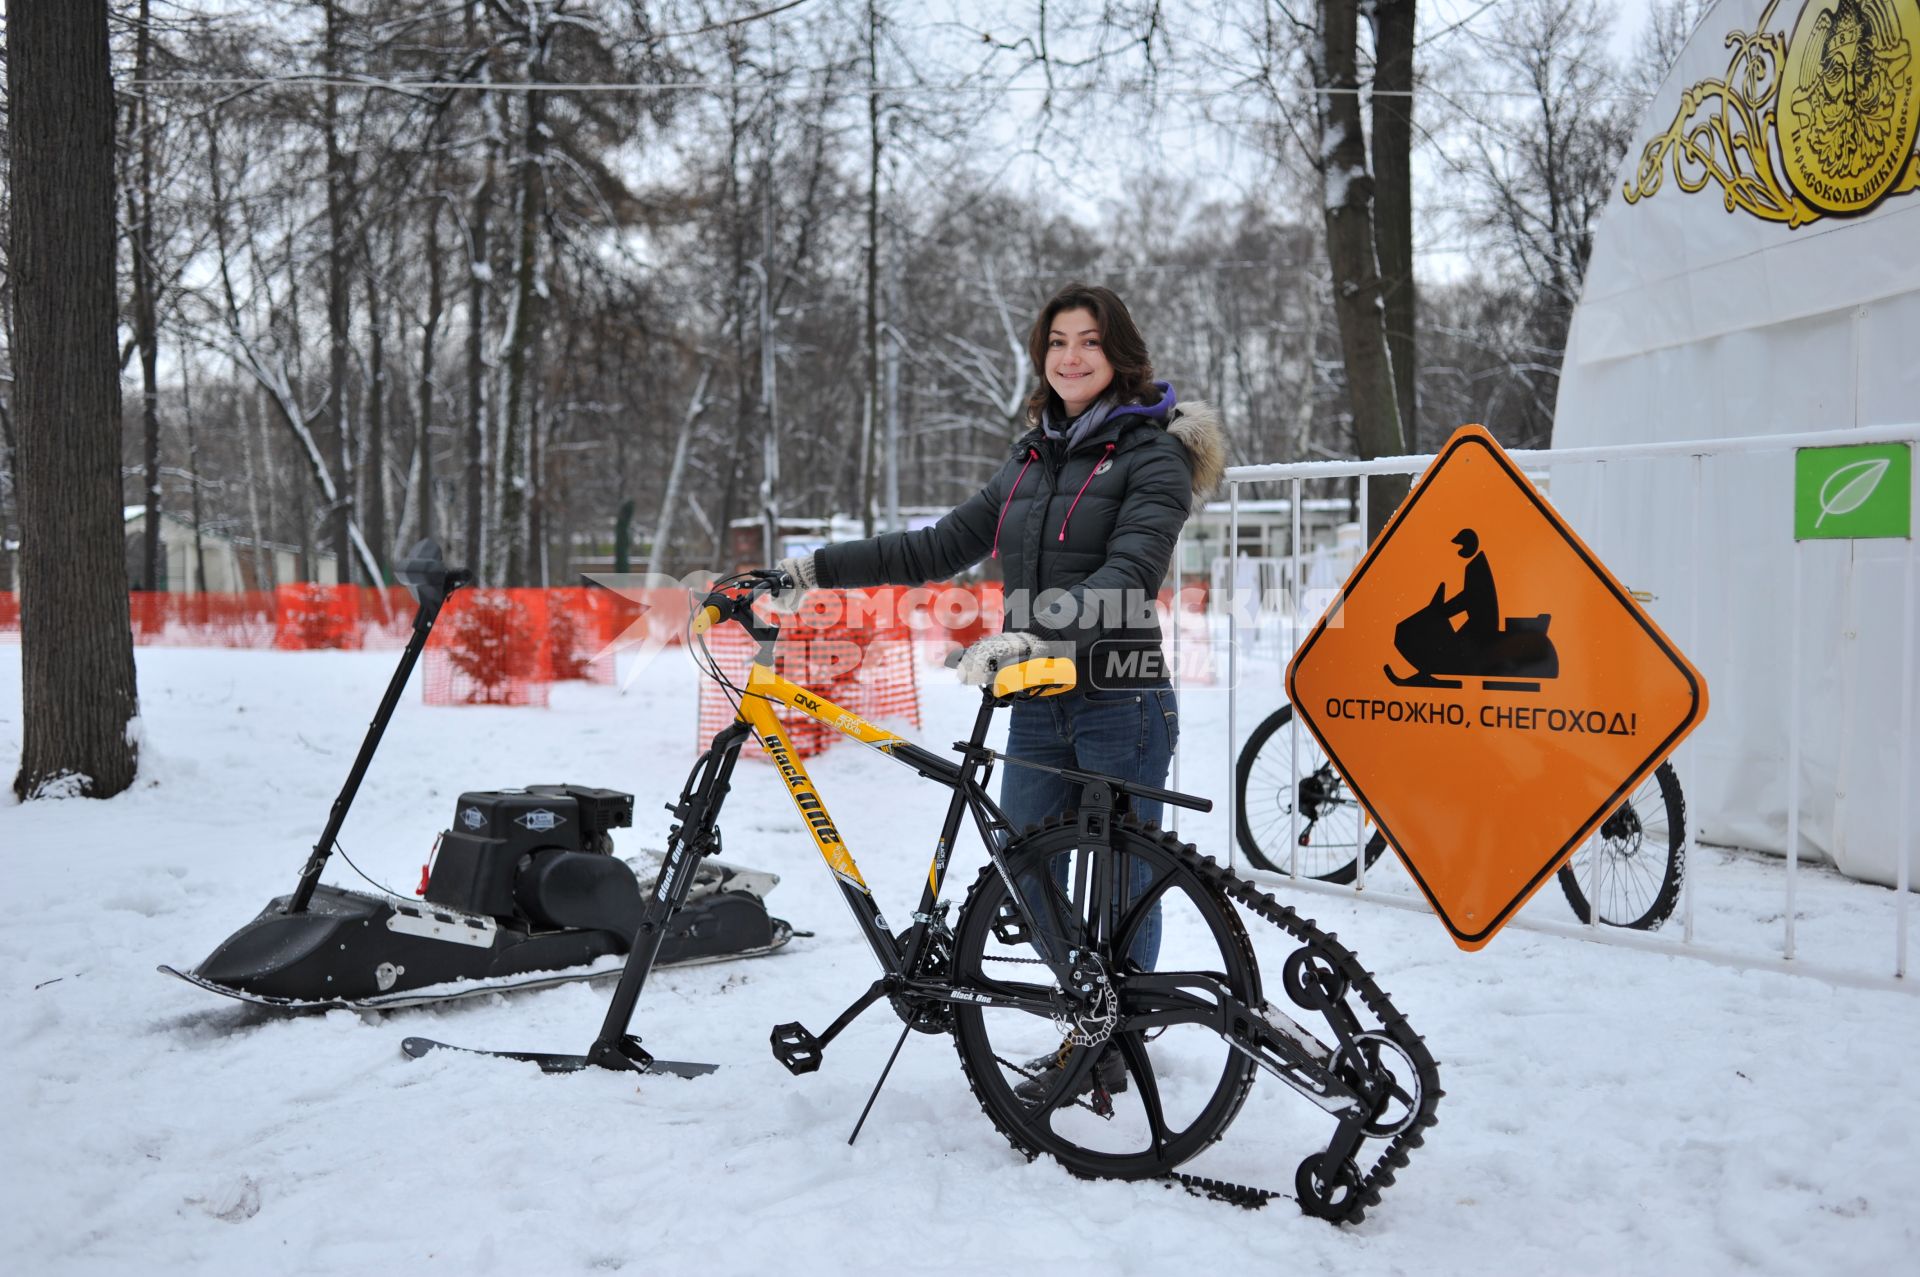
[991, 655, 1077, 701]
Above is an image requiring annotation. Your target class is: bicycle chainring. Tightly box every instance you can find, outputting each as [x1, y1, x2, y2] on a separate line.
[889, 922, 957, 1034]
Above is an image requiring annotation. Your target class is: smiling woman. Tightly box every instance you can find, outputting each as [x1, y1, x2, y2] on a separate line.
[765, 281, 1226, 1102]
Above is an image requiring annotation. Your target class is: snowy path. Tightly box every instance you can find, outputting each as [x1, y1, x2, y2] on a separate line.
[2, 644, 1915, 1275]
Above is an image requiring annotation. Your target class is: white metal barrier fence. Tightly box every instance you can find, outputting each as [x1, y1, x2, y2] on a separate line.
[1218, 424, 1917, 994]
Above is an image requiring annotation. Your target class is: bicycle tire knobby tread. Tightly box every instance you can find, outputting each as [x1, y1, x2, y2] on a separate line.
[949, 815, 1259, 1180]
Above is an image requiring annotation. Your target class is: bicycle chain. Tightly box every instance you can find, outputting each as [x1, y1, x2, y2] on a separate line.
[1180, 848, 1444, 1225]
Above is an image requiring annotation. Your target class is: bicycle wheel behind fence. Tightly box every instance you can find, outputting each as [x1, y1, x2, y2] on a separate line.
[949, 818, 1259, 1179]
[1234, 704, 1388, 882]
[1556, 762, 1687, 931]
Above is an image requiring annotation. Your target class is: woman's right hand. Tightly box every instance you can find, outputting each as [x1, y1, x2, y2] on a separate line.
[765, 555, 816, 613]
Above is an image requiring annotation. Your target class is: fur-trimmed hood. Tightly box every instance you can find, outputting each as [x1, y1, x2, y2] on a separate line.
[1023, 381, 1228, 502]
[1167, 400, 1226, 500]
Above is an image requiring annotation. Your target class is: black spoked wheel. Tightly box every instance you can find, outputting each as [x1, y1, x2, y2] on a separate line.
[950, 817, 1260, 1180]
[1235, 704, 1389, 882]
[1556, 762, 1686, 930]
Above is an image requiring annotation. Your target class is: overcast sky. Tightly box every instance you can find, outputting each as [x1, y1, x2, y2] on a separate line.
[910, 0, 1688, 282]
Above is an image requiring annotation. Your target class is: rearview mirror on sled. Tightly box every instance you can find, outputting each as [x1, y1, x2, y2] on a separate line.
[395, 537, 472, 607]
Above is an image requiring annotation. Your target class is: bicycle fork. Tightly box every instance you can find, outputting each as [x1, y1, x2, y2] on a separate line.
[583, 722, 752, 1073]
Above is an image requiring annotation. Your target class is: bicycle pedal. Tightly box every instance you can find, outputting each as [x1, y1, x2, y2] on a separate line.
[770, 1021, 824, 1075]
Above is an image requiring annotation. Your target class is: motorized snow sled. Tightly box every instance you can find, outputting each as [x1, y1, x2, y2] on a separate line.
[161, 539, 793, 1012]
[1384, 580, 1559, 693]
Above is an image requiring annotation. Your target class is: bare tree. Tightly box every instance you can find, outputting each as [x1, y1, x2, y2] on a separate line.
[1627, 0, 1716, 107]
[9, 0, 141, 799]
[1370, 0, 1417, 451]
[1314, 0, 1408, 534]
[1447, 0, 1634, 445]
[126, 0, 164, 590]
[322, 0, 359, 581]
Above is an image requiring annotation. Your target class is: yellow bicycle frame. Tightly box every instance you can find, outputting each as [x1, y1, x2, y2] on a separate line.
[734, 660, 914, 898]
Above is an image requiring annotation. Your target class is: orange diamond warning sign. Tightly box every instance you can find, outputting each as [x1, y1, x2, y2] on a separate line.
[1286, 425, 1708, 950]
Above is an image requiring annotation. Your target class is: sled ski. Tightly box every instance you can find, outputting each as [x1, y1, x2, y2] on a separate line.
[159, 909, 792, 1013]
[400, 1035, 717, 1079]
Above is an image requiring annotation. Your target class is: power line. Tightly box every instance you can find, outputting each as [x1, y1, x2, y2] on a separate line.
[128, 75, 1648, 104]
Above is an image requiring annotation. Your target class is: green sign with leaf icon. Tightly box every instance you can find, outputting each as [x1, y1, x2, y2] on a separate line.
[1794, 443, 1912, 541]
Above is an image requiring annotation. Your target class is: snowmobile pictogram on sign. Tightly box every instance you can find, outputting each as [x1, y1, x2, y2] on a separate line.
[1285, 425, 1708, 950]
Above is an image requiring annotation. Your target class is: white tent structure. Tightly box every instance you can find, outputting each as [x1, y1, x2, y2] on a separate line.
[1550, 0, 1919, 888]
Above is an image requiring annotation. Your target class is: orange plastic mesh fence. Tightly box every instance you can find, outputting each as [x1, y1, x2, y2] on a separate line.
[355, 586, 418, 650]
[422, 588, 554, 707]
[543, 587, 615, 683]
[696, 589, 921, 760]
[2, 586, 962, 719]
[122, 591, 278, 647]
[273, 584, 363, 650]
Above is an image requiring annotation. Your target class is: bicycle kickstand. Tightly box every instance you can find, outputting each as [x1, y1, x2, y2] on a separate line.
[847, 1021, 915, 1147]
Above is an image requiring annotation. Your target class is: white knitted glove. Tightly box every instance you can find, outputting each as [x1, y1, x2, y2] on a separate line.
[955, 632, 1047, 686]
[766, 554, 817, 614]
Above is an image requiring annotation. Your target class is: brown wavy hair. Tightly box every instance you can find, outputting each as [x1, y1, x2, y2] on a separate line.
[1023, 283, 1155, 426]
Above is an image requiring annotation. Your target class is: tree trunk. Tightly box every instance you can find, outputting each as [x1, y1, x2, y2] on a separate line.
[241, 387, 271, 588]
[650, 366, 712, 579]
[1370, 0, 1417, 453]
[710, 49, 752, 567]
[9, 0, 141, 799]
[183, 361, 205, 590]
[418, 202, 444, 544]
[1318, 0, 1408, 539]
[860, 0, 881, 537]
[130, 0, 163, 592]
[464, 156, 492, 577]
[364, 256, 388, 580]
[323, 2, 356, 583]
[528, 339, 547, 586]
[496, 26, 548, 587]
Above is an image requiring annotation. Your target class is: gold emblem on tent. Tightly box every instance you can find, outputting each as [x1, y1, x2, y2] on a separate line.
[1624, 0, 1920, 226]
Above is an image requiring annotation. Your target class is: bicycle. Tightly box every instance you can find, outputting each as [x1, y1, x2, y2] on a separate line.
[1234, 702, 1687, 931]
[413, 572, 1441, 1224]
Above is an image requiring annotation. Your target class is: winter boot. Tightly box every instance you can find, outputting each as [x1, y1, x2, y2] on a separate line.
[1014, 1041, 1127, 1104]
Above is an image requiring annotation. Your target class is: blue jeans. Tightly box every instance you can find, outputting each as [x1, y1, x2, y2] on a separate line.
[999, 683, 1178, 969]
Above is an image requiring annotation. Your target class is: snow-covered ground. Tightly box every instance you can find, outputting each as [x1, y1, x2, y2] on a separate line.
[2, 640, 1915, 1275]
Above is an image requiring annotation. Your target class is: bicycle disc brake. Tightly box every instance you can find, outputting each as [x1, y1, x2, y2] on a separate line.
[1052, 949, 1118, 1048]
[1174, 852, 1444, 1227]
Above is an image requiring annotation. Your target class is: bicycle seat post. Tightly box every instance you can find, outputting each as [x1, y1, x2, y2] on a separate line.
[966, 691, 1000, 751]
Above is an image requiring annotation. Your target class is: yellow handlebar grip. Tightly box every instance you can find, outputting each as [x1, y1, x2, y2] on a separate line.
[692, 604, 722, 635]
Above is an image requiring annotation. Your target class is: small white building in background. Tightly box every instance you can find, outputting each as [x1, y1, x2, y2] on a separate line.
[122, 507, 337, 591]
[1550, 0, 1919, 887]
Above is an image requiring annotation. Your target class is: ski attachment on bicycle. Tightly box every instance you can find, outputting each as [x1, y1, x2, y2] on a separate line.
[400, 1035, 718, 1078]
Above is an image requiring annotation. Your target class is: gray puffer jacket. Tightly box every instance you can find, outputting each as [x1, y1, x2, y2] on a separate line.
[815, 383, 1226, 689]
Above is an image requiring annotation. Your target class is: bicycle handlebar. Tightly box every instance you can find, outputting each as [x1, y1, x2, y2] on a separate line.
[689, 571, 792, 639]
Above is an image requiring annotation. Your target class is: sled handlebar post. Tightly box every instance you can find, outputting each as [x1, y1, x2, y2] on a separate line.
[287, 540, 468, 914]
